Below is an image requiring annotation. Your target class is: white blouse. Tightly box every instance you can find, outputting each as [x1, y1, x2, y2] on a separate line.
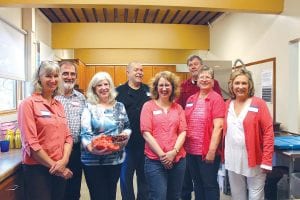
[224, 100, 261, 177]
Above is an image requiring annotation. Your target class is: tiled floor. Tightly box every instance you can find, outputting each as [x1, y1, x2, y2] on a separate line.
[80, 174, 232, 200]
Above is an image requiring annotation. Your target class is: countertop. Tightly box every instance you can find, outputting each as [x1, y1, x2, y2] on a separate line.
[0, 149, 22, 183]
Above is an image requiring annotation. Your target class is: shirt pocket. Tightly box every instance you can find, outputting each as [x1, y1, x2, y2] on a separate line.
[34, 110, 55, 128]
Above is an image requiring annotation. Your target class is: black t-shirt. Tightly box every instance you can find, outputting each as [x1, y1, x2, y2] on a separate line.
[116, 82, 150, 150]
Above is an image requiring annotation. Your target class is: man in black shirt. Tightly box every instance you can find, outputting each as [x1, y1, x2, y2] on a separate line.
[116, 62, 150, 200]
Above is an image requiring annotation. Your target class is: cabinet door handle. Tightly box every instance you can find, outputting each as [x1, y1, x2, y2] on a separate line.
[7, 184, 20, 191]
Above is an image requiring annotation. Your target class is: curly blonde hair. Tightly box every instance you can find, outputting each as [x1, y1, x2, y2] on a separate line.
[149, 71, 180, 102]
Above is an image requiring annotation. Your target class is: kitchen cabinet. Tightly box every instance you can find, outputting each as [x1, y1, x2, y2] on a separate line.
[76, 64, 189, 91]
[0, 168, 25, 200]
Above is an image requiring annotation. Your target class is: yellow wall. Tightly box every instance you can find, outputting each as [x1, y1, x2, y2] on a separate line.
[52, 23, 209, 50]
[75, 49, 200, 64]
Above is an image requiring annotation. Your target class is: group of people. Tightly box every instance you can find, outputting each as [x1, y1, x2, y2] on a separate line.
[17, 55, 274, 200]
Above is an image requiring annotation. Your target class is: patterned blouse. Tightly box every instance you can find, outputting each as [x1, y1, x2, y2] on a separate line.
[81, 101, 131, 166]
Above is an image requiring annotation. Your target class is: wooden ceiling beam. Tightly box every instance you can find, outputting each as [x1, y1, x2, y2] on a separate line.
[0, 0, 284, 14]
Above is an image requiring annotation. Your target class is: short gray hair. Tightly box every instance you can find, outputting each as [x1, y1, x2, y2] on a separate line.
[127, 61, 142, 71]
[198, 65, 214, 79]
[186, 55, 203, 65]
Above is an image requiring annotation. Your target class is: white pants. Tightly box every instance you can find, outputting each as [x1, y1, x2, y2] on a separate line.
[228, 170, 266, 200]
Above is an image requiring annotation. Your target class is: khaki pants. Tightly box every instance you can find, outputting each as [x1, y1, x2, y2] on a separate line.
[228, 170, 266, 200]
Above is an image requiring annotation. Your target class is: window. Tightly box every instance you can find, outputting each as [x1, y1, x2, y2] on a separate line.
[0, 78, 17, 112]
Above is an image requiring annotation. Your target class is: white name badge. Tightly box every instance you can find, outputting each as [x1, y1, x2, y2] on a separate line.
[153, 110, 162, 115]
[40, 110, 51, 116]
[248, 106, 258, 112]
[71, 101, 80, 106]
[186, 103, 193, 107]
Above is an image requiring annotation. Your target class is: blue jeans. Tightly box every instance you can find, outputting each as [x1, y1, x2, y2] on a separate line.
[120, 148, 149, 200]
[181, 155, 194, 200]
[188, 154, 221, 200]
[144, 157, 186, 200]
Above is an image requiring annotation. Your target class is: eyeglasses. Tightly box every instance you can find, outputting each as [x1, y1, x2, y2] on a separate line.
[198, 76, 212, 80]
[158, 84, 171, 88]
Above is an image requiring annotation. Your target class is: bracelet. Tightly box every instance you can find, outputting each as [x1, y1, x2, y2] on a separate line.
[174, 147, 179, 154]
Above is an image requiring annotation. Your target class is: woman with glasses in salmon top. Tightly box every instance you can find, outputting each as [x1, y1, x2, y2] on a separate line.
[140, 71, 187, 200]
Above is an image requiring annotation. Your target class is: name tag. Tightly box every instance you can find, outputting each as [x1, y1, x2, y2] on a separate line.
[186, 103, 193, 108]
[146, 92, 151, 97]
[40, 110, 51, 117]
[248, 106, 258, 112]
[153, 110, 162, 115]
[71, 101, 80, 107]
[105, 113, 113, 117]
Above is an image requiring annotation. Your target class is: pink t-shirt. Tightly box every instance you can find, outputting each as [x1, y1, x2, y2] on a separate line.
[140, 100, 187, 162]
[18, 93, 73, 165]
[185, 99, 206, 154]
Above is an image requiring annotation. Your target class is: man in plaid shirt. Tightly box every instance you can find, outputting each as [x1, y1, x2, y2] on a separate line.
[56, 60, 86, 200]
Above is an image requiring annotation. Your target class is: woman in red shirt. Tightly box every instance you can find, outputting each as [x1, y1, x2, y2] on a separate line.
[185, 66, 225, 200]
[18, 61, 73, 200]
[140, 71, 187, 200]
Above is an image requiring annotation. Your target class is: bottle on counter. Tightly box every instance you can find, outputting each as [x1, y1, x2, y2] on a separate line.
[14, 128, 22, 149]
[5, 129, 15, 149]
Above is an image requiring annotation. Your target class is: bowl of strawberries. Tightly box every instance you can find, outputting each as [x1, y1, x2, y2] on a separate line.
[91, 132, 130, 152]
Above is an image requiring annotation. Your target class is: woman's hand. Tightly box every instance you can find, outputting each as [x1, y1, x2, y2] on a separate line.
[55, 168, 73, 179]
[165, 149, 177, 163]
[205, 150, 216, 163]
[49, 159, 68, 175]
[159, 154, 173, 169]
[116, 132, 130, 149]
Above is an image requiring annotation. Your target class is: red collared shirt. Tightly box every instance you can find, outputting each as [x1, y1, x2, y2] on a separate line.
[18, 93, 73, 165]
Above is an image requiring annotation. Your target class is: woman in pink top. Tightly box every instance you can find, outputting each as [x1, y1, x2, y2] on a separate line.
[140, 71, 187, 200]
[18, 61, 73, 200]
[223, 68, 274, 200]
[185, 66, 225, 200]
